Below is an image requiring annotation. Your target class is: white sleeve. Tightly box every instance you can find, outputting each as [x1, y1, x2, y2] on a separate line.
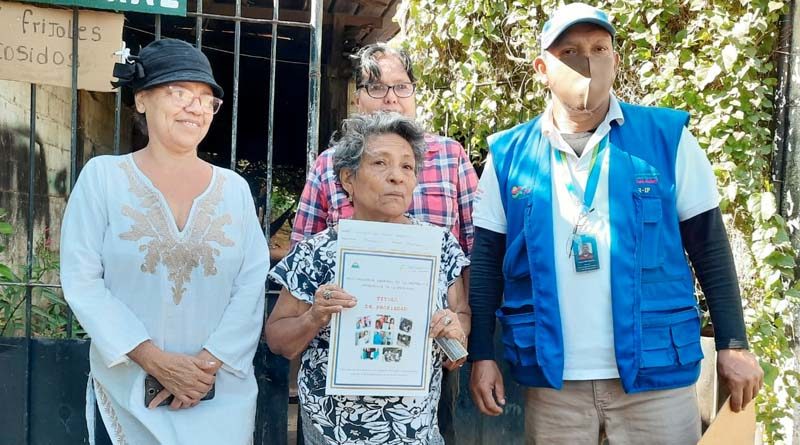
[674, 127, 721, 221]
[60, 158, 151, 368]
[471, 154, 508, 234]
[203, 180, 269, 378]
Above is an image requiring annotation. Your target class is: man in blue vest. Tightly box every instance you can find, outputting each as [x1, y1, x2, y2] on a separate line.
[467, 3, 763, 443]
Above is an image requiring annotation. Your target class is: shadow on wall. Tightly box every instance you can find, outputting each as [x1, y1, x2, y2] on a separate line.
[0, 123, 62, 229]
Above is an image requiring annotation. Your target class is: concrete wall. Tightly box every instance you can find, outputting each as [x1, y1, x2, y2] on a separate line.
[0, 78, 133, 273]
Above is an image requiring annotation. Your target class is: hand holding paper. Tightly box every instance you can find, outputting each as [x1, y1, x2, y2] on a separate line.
[717, 349, 763, 412]
[310, 284, 357, 326]
[429, 309, 466, 342]
[430, 309, 468, 366]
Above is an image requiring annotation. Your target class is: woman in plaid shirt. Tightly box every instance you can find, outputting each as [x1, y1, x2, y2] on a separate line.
[291, 43, 478, 258]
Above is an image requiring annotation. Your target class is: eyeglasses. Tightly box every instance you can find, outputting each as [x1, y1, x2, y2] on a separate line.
[166, 85, 223, 114]
[359, 82, 416, 99]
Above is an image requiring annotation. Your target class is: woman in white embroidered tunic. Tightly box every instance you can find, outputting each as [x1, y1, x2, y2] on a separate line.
[60, 38, 269, 445]
[265, 113, 471, 445]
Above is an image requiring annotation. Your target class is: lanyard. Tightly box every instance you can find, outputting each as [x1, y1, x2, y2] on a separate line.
[553, 134, 607, 214]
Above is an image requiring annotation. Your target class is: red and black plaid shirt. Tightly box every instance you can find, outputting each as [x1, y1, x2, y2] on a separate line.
[291, 133, 478, 255]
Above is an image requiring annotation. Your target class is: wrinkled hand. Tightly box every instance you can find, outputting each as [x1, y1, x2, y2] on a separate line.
[195, 349, 222, 376]
[717, 348, 763, 412]
[308, 284, 357, 327]
[442, 339, 469, 371]
[429, 309, 467, 370]
[469, 360, 506, 416]
[147, 351, 217, 410]
[163, 349, 222, 410]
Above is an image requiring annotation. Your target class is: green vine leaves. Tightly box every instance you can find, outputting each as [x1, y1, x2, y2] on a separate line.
[398, 0, 798, 441]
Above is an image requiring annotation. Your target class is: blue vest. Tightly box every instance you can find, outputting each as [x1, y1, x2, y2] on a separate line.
[490, 102, 704, 393]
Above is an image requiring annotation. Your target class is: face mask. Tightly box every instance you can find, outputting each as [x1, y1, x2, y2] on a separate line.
[545, 53, 615, 113]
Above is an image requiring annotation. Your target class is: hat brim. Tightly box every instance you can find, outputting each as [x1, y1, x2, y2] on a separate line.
[135, 70, 224, 99]
[542, 18, 616, 50]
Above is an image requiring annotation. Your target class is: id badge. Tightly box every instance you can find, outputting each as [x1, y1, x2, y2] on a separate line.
[571, 234, 600, 273]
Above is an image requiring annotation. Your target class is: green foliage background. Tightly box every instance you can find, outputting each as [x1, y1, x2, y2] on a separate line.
[399, 0, 799, 440]
[0, 209, 78, 338]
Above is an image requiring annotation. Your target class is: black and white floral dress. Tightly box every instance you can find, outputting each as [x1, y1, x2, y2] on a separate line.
[268, 217, 469, 445]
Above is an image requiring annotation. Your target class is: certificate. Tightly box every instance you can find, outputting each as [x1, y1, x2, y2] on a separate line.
[326, 219, 444, 396]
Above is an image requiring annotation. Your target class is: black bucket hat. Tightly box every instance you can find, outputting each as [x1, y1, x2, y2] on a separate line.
[112, 38, 224, 98]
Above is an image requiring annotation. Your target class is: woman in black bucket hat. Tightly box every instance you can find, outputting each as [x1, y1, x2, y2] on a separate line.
[112, 38, 224, 97]
[60, 38, 269, 445]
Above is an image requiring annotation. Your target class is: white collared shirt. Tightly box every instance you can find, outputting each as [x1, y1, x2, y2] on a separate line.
[472, 96, 719, 380]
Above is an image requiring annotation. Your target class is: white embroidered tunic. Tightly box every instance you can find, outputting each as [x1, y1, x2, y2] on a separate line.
[60, 154, 269, 445]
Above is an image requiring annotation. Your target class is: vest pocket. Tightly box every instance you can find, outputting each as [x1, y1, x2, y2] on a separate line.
[637, 196, 663, 269]
[497, 308, 537, 367]
[640, 272, 696, 311]
[639, 307, 703, 371]
[502, 232, 531, 281]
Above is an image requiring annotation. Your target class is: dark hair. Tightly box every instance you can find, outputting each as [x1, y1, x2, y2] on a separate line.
[353, 43, 416, 87]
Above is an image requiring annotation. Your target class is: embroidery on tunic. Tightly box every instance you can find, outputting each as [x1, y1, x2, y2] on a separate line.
[118, 160, 235, 304]
[94, 380, 129, 445]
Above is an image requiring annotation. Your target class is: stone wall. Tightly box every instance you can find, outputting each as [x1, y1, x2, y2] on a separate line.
[0, 78, 133, 273]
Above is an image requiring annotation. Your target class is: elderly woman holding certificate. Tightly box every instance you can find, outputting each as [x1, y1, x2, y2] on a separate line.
[266, 112, 470, 445]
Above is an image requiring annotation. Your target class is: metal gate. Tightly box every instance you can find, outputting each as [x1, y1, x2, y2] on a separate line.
[0, 0, 324, 443]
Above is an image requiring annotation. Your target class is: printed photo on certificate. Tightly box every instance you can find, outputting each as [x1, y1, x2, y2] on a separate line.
[326, 219, 444, 396]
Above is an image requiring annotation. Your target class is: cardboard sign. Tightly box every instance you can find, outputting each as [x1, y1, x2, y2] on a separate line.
[0, 1, 124, 92]
[24, 0, 185, 16]
[697, 397, 756, 445]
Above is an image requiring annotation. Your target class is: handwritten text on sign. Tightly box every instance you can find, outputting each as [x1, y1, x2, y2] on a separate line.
[0, 1, 124, 92]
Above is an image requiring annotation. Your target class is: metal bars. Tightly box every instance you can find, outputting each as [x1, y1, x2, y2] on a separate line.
[195, 0, 203, 47]
[7, 1, 325, 441]
[5, 4, 325, 328]
[109, 1, 324, 235]
[306, 0, 323, 175]
[186, 11, 312, 28]
[230, 0, 242, 170]
[113, 90, 122, 154]
[22, 83, 37, 445]
[66, 7, 80, 339]
[263, 1, 280, 228]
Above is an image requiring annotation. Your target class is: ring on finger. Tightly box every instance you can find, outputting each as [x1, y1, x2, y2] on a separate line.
[323, 289, 333, 300]
[443, 316, 452, 326]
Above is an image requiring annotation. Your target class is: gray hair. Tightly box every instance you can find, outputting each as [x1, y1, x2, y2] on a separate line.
[353, 43, 416, 87]
[332, 112, 427, 184]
